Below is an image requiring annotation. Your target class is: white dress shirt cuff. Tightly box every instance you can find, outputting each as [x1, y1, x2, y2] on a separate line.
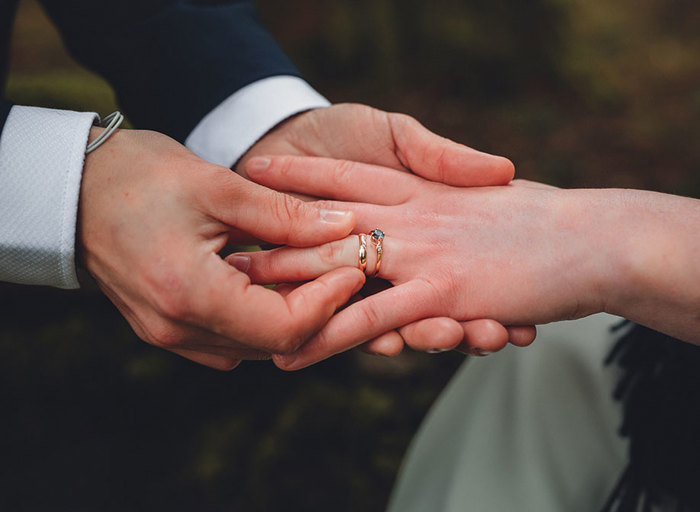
[185, 76, 330, 168]
[0, 106, 97, 289]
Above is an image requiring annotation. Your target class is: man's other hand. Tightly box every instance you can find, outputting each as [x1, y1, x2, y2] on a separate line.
[77, 128, 364, 370]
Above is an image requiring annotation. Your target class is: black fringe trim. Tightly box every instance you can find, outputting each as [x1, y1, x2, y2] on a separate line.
[601, 322, 700, 512]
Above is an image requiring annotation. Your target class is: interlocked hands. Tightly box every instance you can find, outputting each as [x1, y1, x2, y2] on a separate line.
[79, 104, 537, 370]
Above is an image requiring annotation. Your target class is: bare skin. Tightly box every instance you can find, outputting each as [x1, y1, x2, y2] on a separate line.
[78, 127, 365, 370]
[77, 104, 537, 370]
[237, 103, 536, 356]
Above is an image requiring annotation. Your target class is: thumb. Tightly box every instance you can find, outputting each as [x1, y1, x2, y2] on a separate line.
[205, 170, 356, 247]
[388, 113, 515, 187]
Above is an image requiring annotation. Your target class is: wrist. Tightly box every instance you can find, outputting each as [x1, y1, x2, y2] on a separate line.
[599, 190, 700, 327]
[566, 189, 681, 318]
[553, 189, 626, 319]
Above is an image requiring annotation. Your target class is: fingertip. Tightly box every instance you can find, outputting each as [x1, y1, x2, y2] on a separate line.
[399, 317, 463, 352]
[469, 153, 515, 186]
[433, 142, 516, 187]
[321, 208, 357, 238]
[507, 325, 537, 347]
[319, 208, 356, 227]
[361, 331, 405, 357]
[496, 155, 516, 183]
[425, 317, 464, 351]
[245, 156, 272, 179]
[294, 204, 356, 247]
[327, 266, 366, 296]
[461, 319, 509, 353]
[272, 353, 305, 372]
[226, 253, 250, 273]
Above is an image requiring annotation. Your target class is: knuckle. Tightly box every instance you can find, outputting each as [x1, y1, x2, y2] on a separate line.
[273, 193, 305, 223]
[417, 277, 450, 314]
[388, 111, 414, 128]
[333, 159, 355, 185]
[148, 321, 186, 348]
[267, 318, 310, 354]
[155, 290, 193, 321]
[390, 112, 423, 140]
[277, 156, 295, 179]
[275, 332, 305, 355]
[147, 265, 195, 321]
[354, 304, 382, 332]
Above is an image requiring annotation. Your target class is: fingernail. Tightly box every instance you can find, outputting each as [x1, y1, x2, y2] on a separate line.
[247, 157, 271, 174]
[228, 254, 250, 273]
[320, 209, 352, 224]
[468, 348, 492, 357]
[426, 348, 449, 354]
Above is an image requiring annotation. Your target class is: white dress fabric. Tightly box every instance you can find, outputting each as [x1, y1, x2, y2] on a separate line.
[0, 76, 327, 288]
[388, 313, 628, 512]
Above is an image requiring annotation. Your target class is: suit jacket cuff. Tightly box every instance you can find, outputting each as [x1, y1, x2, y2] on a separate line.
[185, 76, 330, 168]
[0, 106, 97, 289]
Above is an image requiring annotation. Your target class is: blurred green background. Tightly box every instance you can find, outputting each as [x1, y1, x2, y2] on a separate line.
[2, 0, 699, 510]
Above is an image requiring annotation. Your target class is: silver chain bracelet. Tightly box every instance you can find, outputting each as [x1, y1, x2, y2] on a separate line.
[85, 111, 124, 154]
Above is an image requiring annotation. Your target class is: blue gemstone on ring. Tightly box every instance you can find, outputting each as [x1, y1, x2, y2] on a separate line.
[370, 229, 384, 241]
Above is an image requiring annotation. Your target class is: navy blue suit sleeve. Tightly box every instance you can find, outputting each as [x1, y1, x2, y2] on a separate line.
[38, 0, 301, 142]
[0, 1, 19, 135]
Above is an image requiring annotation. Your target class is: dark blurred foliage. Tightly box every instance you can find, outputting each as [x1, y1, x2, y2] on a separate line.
[2, 0, 699, 510]
[256, 0, 700, 194]
[0, 281, 456, 511]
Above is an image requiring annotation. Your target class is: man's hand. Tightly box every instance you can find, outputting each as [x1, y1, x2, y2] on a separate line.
[78, 128, 365, 370]
[238, 103, 515, 187]
[238, 103, 535, 356]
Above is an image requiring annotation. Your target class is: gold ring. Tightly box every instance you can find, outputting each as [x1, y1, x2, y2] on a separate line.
[358, 234, 368, 273]
[369, 229, 384, 278]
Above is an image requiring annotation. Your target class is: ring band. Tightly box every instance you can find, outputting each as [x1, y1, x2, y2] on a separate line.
[369, 229, 384, 278]
[358, 234, 368, 273]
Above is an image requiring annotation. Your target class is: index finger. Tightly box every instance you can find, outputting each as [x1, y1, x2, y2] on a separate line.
[246, 155, 420, 205]
[273, 280, 437, 370]
[192, 254, 366, 354]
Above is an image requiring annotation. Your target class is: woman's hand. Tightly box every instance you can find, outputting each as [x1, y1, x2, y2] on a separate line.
[238, 103, 535, 357]
[231, 159, 586, 370]
[234, 155, 700, 369]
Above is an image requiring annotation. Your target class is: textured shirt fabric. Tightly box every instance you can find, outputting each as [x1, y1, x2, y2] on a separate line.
[387, 313, 628, 512]
[0, 77, 328, 288]
[1, 0, 327, 288]
[0, 106, 96, 288]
